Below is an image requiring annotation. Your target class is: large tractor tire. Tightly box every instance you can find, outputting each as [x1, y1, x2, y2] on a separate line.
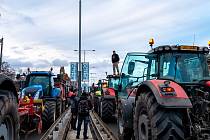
[56, 99, 62, 118]
[134, 92, 184, 140]
[0, 90, 19, 140]
[117, 99, 134, 140]
[100, 99, 114, 121]
[118, 111, 133, 140]
[42, 101, 56, 129]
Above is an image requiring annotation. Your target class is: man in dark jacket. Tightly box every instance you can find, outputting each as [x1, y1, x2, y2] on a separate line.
[70, 91, 79, 130]
[76, 92, 93, 139]
[112, 50, 120, 75]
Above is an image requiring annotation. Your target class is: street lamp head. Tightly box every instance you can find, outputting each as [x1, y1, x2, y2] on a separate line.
[74, 49, 78, 51]
[92, 50, 96, 51]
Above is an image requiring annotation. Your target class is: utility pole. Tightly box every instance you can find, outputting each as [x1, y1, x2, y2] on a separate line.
[78, 0, 82, 96]
[0, 37, 3, 73]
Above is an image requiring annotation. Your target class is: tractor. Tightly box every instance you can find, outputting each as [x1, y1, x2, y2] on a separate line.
[116, 42, 210, 139]
[0, 74, 19, 140]
[93, 75, 119, 121]
[19, 71, 65, 131]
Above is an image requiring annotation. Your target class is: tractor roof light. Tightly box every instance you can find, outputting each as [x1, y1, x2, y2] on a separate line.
[149, 38, 154, 48]
[208, 41, 210, 47]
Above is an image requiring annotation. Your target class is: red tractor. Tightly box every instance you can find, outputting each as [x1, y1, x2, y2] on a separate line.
[93, 75, 119, 121]
[116, 43, 210, 139]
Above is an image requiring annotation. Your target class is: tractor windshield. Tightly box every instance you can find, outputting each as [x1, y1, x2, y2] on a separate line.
[160, 53, 209, 83]
[28, 75, 50, 89]
[108, 78, 119, 89]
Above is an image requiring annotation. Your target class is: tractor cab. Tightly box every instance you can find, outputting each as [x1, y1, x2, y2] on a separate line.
[24, 72, 53, 97]
[106, 75, 120, 90]
[152, 45, 209, 83]
[120, 45, 210, 94]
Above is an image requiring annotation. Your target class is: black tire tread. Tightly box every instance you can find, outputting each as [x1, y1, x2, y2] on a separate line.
[0, 90, 19, 140]
[42, 101, 56, 129]
[56, 99, 62, 118]
[101, 100, 114, 121]
[134, 92, 184, 140]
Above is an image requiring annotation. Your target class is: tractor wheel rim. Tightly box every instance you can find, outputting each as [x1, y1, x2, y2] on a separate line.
[118, 110, 123, 135]
[0, 115, 14, 140]
[138, 114, 149, 140]
[100, 101, 103, 117]
[53, 109, 56, 121]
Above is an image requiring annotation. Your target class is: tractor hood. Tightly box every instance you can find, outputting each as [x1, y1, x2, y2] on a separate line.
[21, 85, 43, 99]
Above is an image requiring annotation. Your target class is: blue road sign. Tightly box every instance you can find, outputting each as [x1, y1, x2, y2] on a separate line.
[70, 62, 78, 81]
[82, 62, 89, 82]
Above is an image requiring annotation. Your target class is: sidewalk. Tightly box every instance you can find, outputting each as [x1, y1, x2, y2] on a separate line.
[66, 123, 93, 140]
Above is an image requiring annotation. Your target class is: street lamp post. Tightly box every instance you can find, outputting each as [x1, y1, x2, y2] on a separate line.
[78, 0, 82, 96]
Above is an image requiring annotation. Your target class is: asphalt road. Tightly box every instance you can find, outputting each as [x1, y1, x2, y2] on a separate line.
[20, 131, 45, 140]
[106, 121, 118, 138]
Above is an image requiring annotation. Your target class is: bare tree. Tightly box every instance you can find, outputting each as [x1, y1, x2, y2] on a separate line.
[1, 61, 16, 79]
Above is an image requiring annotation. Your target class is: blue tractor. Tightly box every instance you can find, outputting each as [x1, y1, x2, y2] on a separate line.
[20, 71, 63, 129]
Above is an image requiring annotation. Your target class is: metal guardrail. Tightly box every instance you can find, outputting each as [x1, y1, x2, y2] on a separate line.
[40, 108, 71, 140]
[89, 111, 117, 140]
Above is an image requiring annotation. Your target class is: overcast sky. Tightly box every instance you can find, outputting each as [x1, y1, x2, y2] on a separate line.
[0, 0, 210, 80]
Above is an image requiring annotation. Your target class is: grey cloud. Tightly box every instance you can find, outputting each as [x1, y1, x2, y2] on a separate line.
[52, 59, 68, 67]
[11, 46, 19, 50]
[6, 58, 33, 67]
[23, 46, 33, 50]
[34, 59, 51, 68]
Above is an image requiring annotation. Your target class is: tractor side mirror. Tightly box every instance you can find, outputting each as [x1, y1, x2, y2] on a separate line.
[128, 62, 135, 75]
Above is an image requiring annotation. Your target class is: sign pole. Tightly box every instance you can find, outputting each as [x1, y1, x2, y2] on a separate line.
[78, 0, 82, 96]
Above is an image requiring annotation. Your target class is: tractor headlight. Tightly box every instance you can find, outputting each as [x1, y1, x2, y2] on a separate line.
[164, 46, 171, 51]
[203, 47, 209, 53]
[158, 47, 164, 51]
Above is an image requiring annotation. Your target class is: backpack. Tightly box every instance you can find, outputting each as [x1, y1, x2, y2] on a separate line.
[78, 99, 89, 115]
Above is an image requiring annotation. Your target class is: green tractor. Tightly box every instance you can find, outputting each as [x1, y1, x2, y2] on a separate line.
[93, 75, 120, 121]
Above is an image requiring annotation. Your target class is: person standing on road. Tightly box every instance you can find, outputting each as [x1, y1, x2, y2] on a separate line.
[70, 91, 79, 130]
[76, 92, 93, 139]
[112, 50, 120, 75]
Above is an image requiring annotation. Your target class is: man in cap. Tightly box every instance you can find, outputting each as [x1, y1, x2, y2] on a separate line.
[112, 50, 120, 75]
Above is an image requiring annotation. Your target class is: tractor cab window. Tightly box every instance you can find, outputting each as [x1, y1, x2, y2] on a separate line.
[108, 78, 119, 90]
[28, 76, 50, 95]
[160, 53, 209, 83]
[120, 53, 153, 96]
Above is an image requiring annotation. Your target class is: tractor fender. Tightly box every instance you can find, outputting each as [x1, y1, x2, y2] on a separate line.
[106, 88, 116, 96]
[51, 87, 61, 97]
[120, 97, 135, 129]
[0, 74, 18, 101]
[136, 80, 192, 108]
